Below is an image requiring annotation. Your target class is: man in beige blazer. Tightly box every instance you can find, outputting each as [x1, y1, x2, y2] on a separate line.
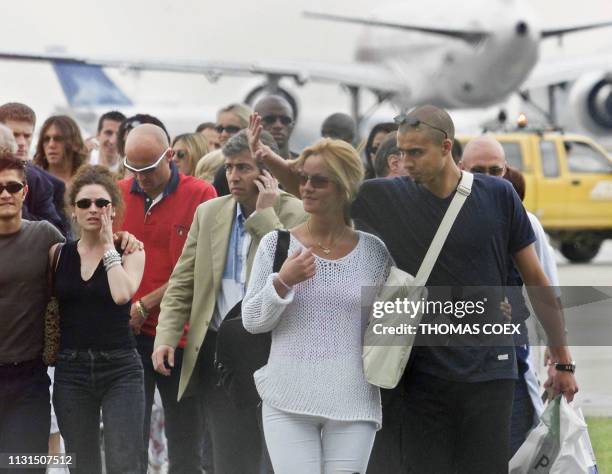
[153, 129, 306, 474]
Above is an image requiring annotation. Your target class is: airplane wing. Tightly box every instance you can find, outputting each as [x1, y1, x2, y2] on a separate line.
[303, 11, 488, 47]
[0, 50, 404, 96]
[541, 20, 612, 39]
[522, 53, 612, 90]
[523, 19, 612, 89]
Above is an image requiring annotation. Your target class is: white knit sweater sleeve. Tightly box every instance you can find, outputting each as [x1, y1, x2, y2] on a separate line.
[243, 231, 294, 334]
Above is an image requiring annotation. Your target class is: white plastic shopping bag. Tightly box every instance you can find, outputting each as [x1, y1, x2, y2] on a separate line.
[509, 396, 598, 473]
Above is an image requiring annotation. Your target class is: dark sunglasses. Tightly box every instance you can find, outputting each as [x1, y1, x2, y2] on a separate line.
[298, 172, 333, 189]
[42, 134, 64, 144]
[75, 198, 112, 209]
[393, 114, 449, 139]
[262, 115, 293, 126]
[0, 181, 25, 194]
[215, 125, 241, 134]
[469, 165, 505, 176]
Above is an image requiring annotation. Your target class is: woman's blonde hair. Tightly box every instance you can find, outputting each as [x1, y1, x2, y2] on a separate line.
[217, 103, 252, 129]
[172, 133, 209, 176]
[292, 138, 364, 224]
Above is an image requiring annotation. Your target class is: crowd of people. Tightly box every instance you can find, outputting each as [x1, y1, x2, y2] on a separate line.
[0, 97, 578, 474]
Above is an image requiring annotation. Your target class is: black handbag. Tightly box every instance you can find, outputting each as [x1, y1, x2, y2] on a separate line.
[214, 229, 290, 408]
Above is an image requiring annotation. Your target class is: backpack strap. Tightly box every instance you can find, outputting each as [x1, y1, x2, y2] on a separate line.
[224, 230, 291, 321]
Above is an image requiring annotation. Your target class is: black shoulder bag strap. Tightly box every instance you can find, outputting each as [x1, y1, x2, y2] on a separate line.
[48, 243, 64, 295]
[224, 229, 291, 320]
[273, 230, 290, 273]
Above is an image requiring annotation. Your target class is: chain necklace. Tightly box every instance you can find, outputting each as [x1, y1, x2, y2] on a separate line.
[306, 220, 347, 255]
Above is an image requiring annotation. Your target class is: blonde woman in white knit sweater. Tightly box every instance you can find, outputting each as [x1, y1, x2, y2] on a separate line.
[242, 134, 393, 474]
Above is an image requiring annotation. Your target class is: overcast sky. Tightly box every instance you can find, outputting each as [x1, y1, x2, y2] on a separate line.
[4, 0, 611, 59]
[2, 0, 612, 133]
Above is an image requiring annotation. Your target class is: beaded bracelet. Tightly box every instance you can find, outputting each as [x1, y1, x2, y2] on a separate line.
[103, 248, 122, 272]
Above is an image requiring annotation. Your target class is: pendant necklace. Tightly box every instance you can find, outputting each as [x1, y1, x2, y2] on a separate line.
[307, 220, 346, 255]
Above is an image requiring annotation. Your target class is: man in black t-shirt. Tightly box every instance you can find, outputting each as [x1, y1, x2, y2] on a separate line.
[352, 105, 578, 474]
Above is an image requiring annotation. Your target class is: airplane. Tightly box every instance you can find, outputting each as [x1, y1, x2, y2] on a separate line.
[1, 0, 612, 146]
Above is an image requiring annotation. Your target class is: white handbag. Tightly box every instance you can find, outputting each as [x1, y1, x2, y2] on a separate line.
[362, 171, 473, 389]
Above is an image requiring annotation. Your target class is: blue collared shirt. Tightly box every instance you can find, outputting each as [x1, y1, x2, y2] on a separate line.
[211, 204, 252, 331]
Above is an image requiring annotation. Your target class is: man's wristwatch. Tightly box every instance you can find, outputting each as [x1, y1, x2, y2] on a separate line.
[554, 361, 576, 373]
[136, 300, 150, 320]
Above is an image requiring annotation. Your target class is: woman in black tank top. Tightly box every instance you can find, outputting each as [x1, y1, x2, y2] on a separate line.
[49, 166, 145, 474]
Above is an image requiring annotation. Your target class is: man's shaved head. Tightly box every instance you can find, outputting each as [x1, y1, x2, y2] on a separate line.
[398, 105, 455, 145]
[125, 123, 169, 152]
[461, 136, 506, 175]
[321, 113, 356, 144]
[124, 124, 172, 198]
[395, 105, 456, 186]
[254, 95, 293, 117]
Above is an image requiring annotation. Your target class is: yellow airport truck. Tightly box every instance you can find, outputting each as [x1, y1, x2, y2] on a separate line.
[461, 131, 612, 262]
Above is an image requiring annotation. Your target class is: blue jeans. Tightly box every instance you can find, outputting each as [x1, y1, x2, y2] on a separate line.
[53, 348, 145, 474]
[0, 360, 50, 474]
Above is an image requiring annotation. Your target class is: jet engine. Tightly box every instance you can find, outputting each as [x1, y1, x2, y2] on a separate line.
[569, 72, 612, 135]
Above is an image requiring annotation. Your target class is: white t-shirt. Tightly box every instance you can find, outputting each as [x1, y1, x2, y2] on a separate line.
[527, 212, 560, 294]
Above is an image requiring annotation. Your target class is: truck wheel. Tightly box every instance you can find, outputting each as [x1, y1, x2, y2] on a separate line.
[560, 239, 602, 263]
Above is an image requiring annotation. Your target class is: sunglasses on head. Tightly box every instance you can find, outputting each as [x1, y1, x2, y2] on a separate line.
[215, 125, 241, 135]
[123, 148, 169, 174]
[393, 114, 449, 139]
[469, 165, 505, 176]
[0, 181, 25, 194]
[297, 172, 333, 189]
[75, 198, 111, 209]
[261, 115, 293, 126]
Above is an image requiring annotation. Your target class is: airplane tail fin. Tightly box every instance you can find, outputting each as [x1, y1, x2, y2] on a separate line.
[52, 61, 133, 108]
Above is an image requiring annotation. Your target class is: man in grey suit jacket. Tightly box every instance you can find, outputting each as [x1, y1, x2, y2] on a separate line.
[153, 130, 306, 474]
